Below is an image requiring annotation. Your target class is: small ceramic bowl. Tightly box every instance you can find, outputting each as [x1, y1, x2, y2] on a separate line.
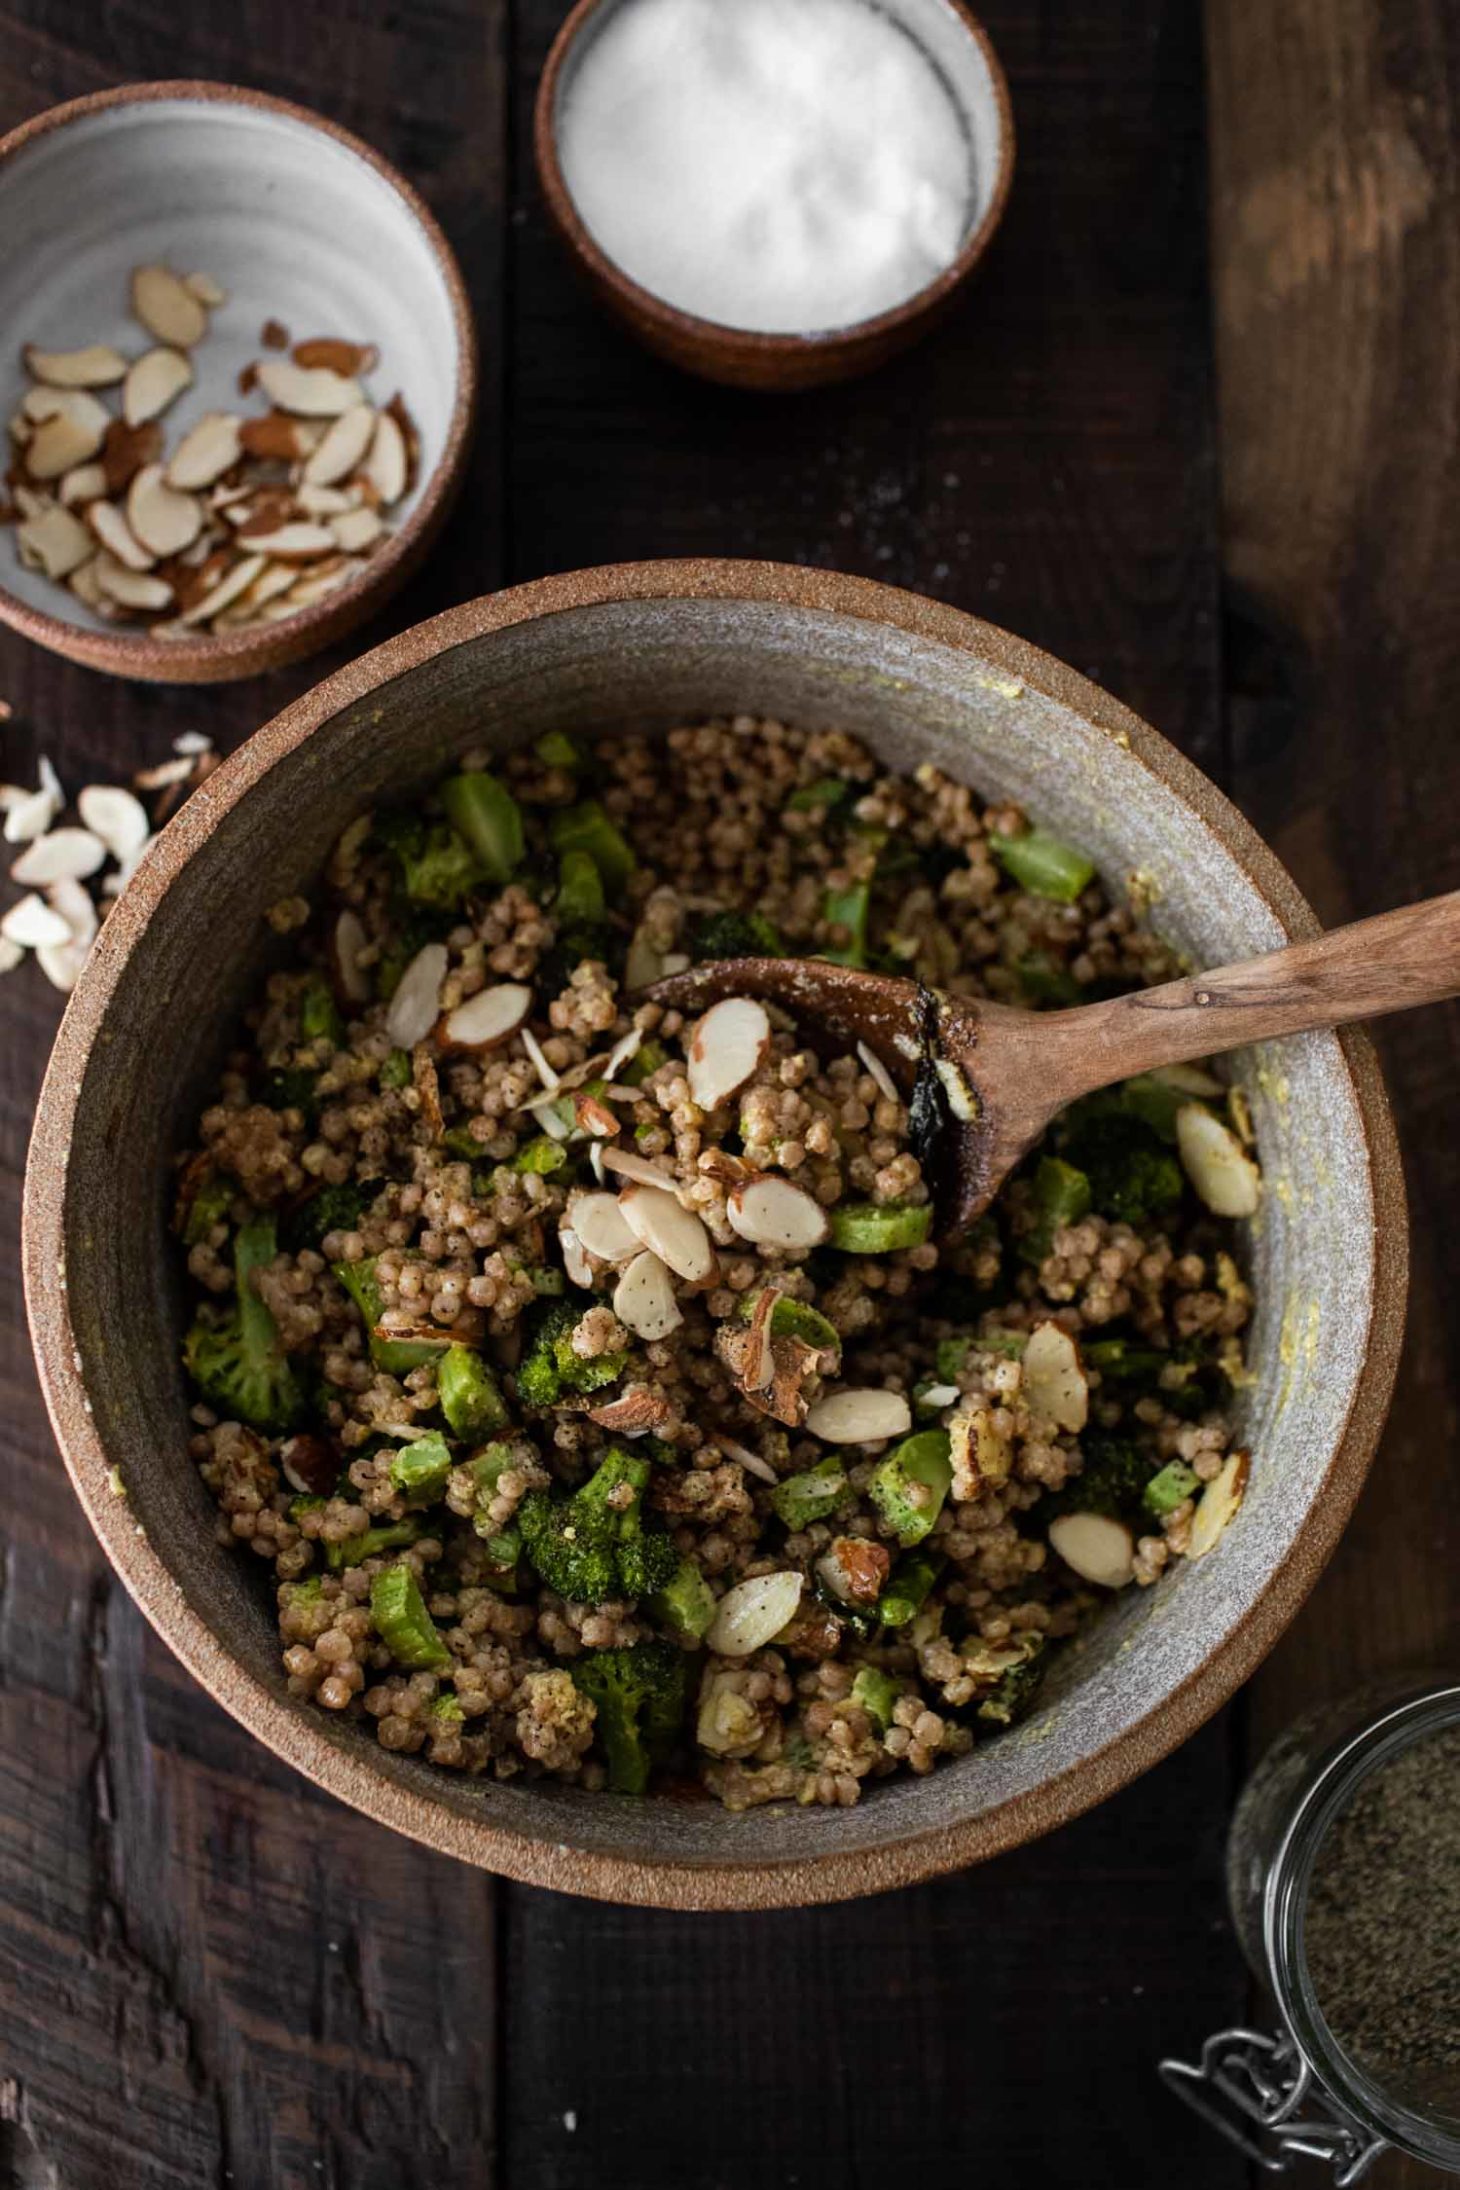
[22, 562, 1407, 1910]
[0, 82, 475, 683]
[534, 0, 1014, 390]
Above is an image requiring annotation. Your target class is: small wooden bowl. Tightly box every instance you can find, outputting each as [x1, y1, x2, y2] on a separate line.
[534, 0, 1015, 390]
[0, 82, 476, 684]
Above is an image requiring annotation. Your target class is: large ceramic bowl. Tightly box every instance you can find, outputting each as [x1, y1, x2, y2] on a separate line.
[22, 562, 1407, 1908]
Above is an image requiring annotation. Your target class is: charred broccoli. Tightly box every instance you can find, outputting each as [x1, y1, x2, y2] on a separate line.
[569, 1639, 688, 1794]
[517, 1448, 679, 1606]
[687, 908, 783, 961]
[976, 1646, 1047, 1730]
[1046, 1434, 1157, 1522]
[183, 1214, 303, 1434]
[1059, 1107, 1183, 1227]
[375, 809, 482, 911]
[516, 1300, 628, 1408]
[282, 1180, 369, 1255]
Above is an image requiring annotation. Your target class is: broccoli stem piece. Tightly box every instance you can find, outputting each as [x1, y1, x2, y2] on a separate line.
[327, 1518, 421, 1570]
[820, 878, 871, 967]
[976, 1649, 1046, 1729]
[851, 1665, 901, 1733]
[299, 974, 345, 1047]
[555, 846, 606, 927]
[180, 1168, 233, 1246]
[436, 1345, 509, 1439]
[828, 1200, 932, 1253]
[1143, 1460, 1201, 1517]
[510, 1135, 569, 1175]
[877, 1548, 942, 1628]
[1017, 1155, 1092, 1266]
[183, 1214, 303, 1434]
[535, 730, 583, 772]
[569, 1640, 688, 1794]
[370, 1563, 451, 1671]
[990, 827, 1096, 903]
[550, 800, 635, 897]
[770, 1456, 849, 1532]
[869, 1430, 953, 1547]
[282, 1179, 369, 1255]
[441, 770, 525, 883]
[648, 1557, 716, 1640]
[388, 1431, 453, 1506]
[379, 1048, 412, 1089]
[1082, 1336, 1172, 1384]
[517, 1448, 678, 1605]
[332, 1257, 450, 1374]
[785, 776, 853, 813]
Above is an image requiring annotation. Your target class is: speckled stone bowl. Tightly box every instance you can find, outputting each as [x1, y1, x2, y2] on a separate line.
[22, 562, 1407, 1909]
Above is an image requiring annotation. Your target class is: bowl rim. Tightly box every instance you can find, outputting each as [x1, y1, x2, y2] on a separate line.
[21, 558, 1408, 1908]
[533, 0, 1016, 366]
[0, 79, 477, 683]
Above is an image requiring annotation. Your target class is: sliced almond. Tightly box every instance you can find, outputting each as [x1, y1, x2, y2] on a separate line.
[302, 402, 375, 486]
[131, 264, 208, 348]
[238, 411, 314, 462]
[329, 505, 383, 553]
[1048, 1511, 1134, 1589]
[256, 359, 364, 416]
[94, 555, 173, 612]
[612, 1250, 683, 1341]
[687, 996, 771, 1112]
[100, 417, 163, 495]
[166, 412, 244, 491]
[329, 907, 371, 1005]
[11, 827, 106, 886]
[86, 500, 155, 571]
[184, 271, 227, 307]
[364, 406, 408, 503]
[585, 1386, 671, 1436]
[618, 1184, 716, 1284]
[804, 1387, 911, 1445]
[234, 520, 335, 560]
[277, 557, 360, 607]
[58, 461, 107, 507]
[68, 555, 105, 609]
[122, 346, 194, 427]
[7, 410, 30, 446]
[726, 1174, 829, 1251]
[437, 982, 532, 1053]
[385, 941, 448, 1048]
[23, 342, 128, 388]
[77, 783, 150, 862]
[47, 874, 98, 947]
[179, 552, 265, 627]
[295, 483, 355, 516]
[36, 937, 87, 992]
[624, 925, 665, 990]
[22, 385, 109, 427]
[1188, 1449, 1251, 1559]
[705, 1571, 803, 1657]
[1022, 1321, 1088, 1433]
[126, 464, 202, 559]
[3, 759, 62, 845]
[569, 1190, 640, 1264]
[1176, 1103, 1262, 1218]
[559, 1227, 594, 1292]
[1, 892, 72, 948]
[293, 337, 378, 375]
[16, 502, 93, 580]
[27, 402, 108, 479]
[600, 1147, 681, 1193]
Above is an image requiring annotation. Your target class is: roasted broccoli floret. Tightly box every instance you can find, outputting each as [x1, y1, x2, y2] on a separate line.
[569, 1639, 689, 1794]
[259, 1064, 319, 1120]
[516, 1300, 628, 1408]
[183, 1214, 303, 1434]
[332, 1256, 449, 1375]
[281, 1179, 369, 1255]
[517, 1448, 678, 1605]
[1017, 1155, 1092, 1266]
[376, 810, 482, 910]
[388, 1431, 453, 1506]
[1059, 1107, 1183, 1226]
[687, 908, 783, 961]
[647, 1557, 716, 1640]
[1047, 1434, 1156, 1521]
[976, 1647, 1047, 1729]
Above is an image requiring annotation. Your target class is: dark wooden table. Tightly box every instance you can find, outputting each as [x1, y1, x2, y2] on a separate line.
[1, 4, 1456, 2185]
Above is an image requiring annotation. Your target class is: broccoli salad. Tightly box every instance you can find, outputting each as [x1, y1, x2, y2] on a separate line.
[177, 717, 1259, 1809]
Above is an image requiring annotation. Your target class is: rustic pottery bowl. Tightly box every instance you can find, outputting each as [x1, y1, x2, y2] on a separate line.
[0, 82, 475, 683]
[534, 0, 1014, 390]
[23, 562, 1406, 1909]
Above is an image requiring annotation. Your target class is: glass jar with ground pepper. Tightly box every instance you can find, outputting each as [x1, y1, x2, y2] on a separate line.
[1162, 1676, 1460, 2182]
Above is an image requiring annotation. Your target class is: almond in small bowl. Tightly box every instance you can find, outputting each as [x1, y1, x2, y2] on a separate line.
[0, 84, 474, 684]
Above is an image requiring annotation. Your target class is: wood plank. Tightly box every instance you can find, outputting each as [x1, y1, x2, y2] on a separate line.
[1208, 1, 1460, 2180]
[0, 3, 509, 2183]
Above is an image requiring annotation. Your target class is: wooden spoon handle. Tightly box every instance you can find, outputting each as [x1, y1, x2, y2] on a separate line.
[1037, 889, 1460, 1099]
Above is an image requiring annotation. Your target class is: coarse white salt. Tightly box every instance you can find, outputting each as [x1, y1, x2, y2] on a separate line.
[558, 0, 974, 334]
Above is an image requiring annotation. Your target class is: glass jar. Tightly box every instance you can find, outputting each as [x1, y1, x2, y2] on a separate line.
[1161, 1675, 1460, 2182]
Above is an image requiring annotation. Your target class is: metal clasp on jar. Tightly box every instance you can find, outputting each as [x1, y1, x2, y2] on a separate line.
[1159, 2025, 1388, 2183]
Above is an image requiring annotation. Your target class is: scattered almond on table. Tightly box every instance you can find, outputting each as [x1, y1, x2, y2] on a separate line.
[3, 264, 419, 637]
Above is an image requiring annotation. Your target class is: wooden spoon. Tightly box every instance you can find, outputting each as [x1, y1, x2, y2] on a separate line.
[644, 892, 1460, 1232]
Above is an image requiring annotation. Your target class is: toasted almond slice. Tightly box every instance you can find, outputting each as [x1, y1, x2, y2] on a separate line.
[183, 271, 227, 306]
[612, 1249, 683, 1341]
[94, 554, 172, 611]
[16, 502, 93, 580]
[726, 1174, 829, 1251]
[618, 1184, 716, 1284]
[234, 520, 336, 560]
[11, 827, 106, 886]
[179, 552, 265, 627]
[624, 925, 665, 990]
[11, 484, 50, 520]
[131, 264, 208, 348]
[705, 1571, 803, 1657]
[47, 874, 98, 947]
[27, 404, 107, 479]
[302, 402, 375, 486]
[687, 996, 771, 1111]
[364, 406, 408, 503]
[1022, 1320, 1088, 1433]
[1176, 1103, 1262, 1217]
[7, 409, 31, 446]
[166, 412, 244, 491]
[559, 1226, 594, 1292]
[1151, 1061, 1226, 1098]
[123, 346, 194, 427]
[1, 892, 72, 948]
[1048, 1511, 1134, 1589]
[58, 461, 108, 507]
[437, 982, 532, 1053]
[100, 417, 163, 495]
[1188, 1448, 1251, 1559]
[68, 555, 105, 609]
[127, 464, 203, 559]
[605, 1026, 644, 1079]
[78, 783, 150, 861]
[385, 941, 448, 1048]
[295, 483, 355, 516]
[0, 937, 23, 974]
[256, 359, 364, 416]
[585, 1386, 671, 1436]
[329, 907, 371, 1005]
[86, 500, 155, 571]
[24, 342, 128, 388]
[238, 411, 314, 462]
[277, 557, 361, 607]
[37, 937, 87, 992]
[236, 560, 300, 612]
[601, 1146, 681, 1192]
[23, 385, 110, 427]
[2, 779, 59, 845]
[804, 1387, 912, 1445]
[329, 505, 383, 553]
[293, 336, 378, 375]
[569, 1189, 640, 1263]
